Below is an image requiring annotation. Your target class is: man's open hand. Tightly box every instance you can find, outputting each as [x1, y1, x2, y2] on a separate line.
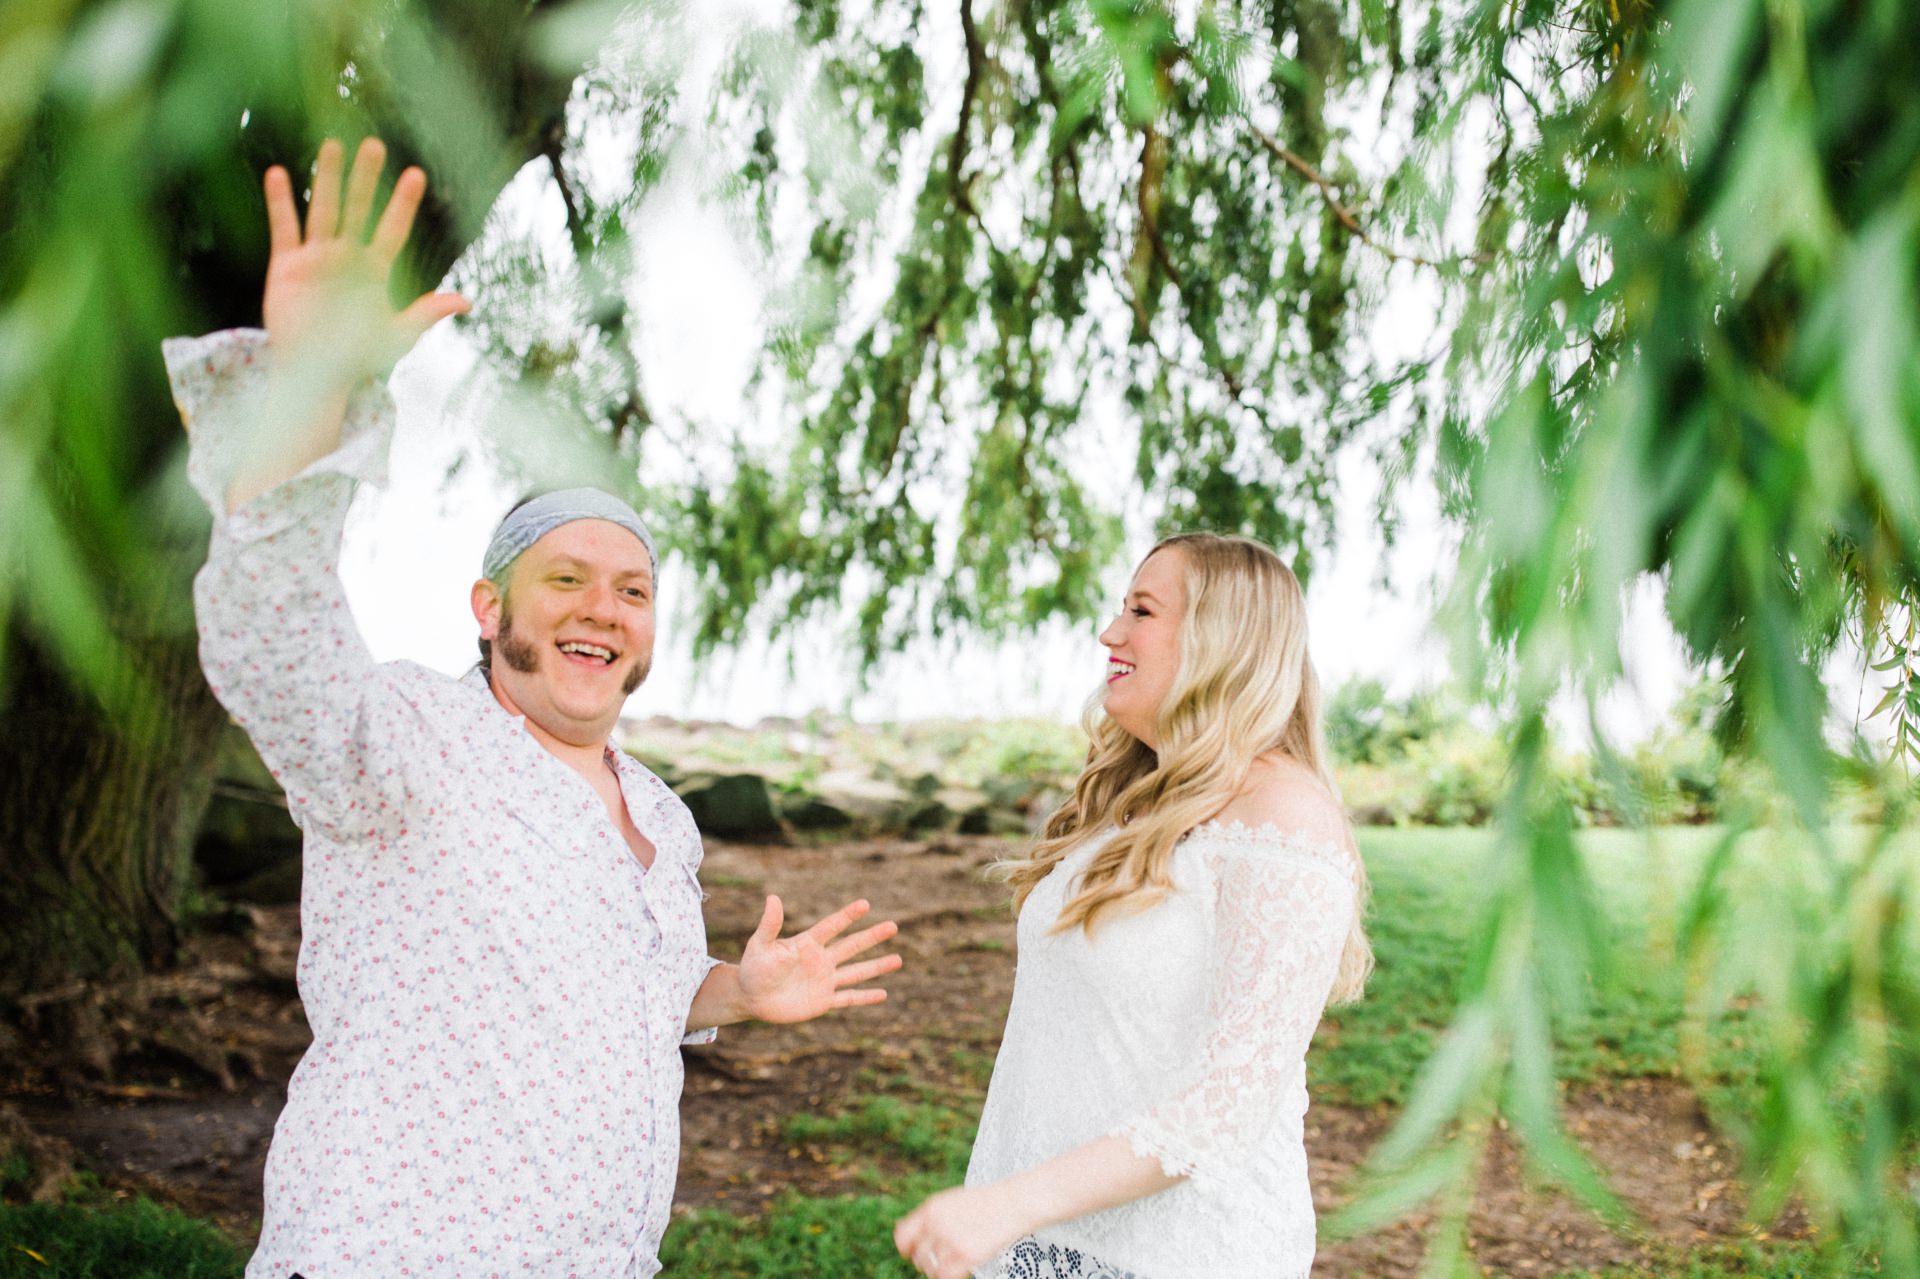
[217, 137, 470, 510]
[736, 897, 901, 1025]
[263, 137, 468, 389]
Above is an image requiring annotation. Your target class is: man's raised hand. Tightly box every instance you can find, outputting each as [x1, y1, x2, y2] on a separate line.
[263, 137, 468, 384]
[224, 138, 469, 511]
[736, 897, 902, 1025]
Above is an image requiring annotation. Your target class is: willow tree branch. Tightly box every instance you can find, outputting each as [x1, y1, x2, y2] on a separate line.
[541, 125, 653, 444]
[1247, 122, 1475, 271]
[949, 0, 986, 220]
[1133, 127, 1248, 405]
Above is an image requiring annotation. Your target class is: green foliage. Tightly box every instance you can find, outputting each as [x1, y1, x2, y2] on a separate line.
[1325, 681, 1779, 829]
[1316, 826, 1845, 1111]
[0, 1200, 242, 1279]
[14, 0, 1920, 1264]
[1410, 0, 1920, 1253]
[464, 0, 1439, 661]
[1323, 679, 1450, 766]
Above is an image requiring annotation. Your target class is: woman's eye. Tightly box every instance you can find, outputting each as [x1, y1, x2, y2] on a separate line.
[1130, 607, 1150, 618]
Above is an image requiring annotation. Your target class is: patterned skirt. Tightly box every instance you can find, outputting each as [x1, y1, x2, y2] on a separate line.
[984, 1236, 1146, 1279]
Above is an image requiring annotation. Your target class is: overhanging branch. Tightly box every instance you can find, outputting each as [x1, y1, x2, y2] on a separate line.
[541, 126, 653, 444]
[949, 0, 986, 220]
[1247, 121, 1483, 271]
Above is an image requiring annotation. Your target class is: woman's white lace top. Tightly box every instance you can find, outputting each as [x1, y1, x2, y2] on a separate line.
[965, 818, 1358, 1279]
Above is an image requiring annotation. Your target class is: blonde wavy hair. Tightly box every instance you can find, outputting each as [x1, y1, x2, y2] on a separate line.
[1003, 532, 1371, 1003]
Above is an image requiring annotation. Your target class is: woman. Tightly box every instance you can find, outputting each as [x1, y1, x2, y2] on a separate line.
[894, 532, 1370, 1279]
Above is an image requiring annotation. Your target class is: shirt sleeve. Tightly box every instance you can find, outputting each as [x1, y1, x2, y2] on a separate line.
[1110, 838, 1356, 1189]
[680, 953, 726, 1048]
[167, 328, 406, 845]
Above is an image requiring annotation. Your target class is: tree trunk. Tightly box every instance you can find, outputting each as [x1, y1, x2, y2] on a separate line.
[0, 629, 229, 1003]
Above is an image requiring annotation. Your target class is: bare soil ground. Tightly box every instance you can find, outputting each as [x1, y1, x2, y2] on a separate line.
[3, 834, 1806, 1275]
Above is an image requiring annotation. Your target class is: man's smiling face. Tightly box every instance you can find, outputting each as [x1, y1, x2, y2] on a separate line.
[471, 518, 656, 747]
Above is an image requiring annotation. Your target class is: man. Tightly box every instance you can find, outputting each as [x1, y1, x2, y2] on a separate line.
[167, 137, 900, 1279]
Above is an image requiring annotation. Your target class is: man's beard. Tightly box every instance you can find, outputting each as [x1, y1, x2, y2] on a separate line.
[496, 610, 651, 695]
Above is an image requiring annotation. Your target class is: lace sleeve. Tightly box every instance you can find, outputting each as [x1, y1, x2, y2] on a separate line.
[1111, 830, 1355, 1189]
[167, 329, 406, 844]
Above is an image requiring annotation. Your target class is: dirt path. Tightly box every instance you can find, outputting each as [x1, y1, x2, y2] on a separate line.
[6, 834, 1804, 1275]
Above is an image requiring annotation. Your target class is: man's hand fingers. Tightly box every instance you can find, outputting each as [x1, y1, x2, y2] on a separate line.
[831, 986, 888, 1009]
[833, 953, 901, 989]
[396, 291, 471, 342]
[827, 919, 898, 964]
[340, 137, 387, 242]
[305, 139, 345, 241]
[802, 898, 871, 947]
[750, 895, 785, 948]
[370, 166, 427, 265]
[263, 166, 300, 255]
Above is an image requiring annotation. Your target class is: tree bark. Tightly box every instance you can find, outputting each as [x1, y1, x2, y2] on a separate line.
[0, 628, 230, 1003]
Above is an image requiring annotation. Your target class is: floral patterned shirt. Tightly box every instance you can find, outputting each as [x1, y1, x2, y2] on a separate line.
[166, 330, 719, 1279]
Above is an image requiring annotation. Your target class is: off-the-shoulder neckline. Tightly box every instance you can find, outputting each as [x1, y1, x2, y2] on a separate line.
[1181, 817, 1356, 865]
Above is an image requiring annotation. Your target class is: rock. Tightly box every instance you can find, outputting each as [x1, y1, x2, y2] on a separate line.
[677, 773, 784, 841]
[778, 794, 853, 830]
[903, 796, 954, 832]
[815, 772, 913, 830]
[960, 804, 1032, 837]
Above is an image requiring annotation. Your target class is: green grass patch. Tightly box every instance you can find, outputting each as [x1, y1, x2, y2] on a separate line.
[661, 1187, 931, 1278]
[780, 1077, 978, 1187]
[0, 1200, 243, 1279]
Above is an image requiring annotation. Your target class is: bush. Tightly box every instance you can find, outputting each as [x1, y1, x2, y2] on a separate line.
[1323, 679, 1449, 766]
[1326, 678, 1764, 828]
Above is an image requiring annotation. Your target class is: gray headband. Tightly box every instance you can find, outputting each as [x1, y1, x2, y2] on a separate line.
[482, 488, 658, 583]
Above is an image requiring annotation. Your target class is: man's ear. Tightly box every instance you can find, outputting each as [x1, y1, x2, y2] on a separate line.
[471, 578, 505, 640]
